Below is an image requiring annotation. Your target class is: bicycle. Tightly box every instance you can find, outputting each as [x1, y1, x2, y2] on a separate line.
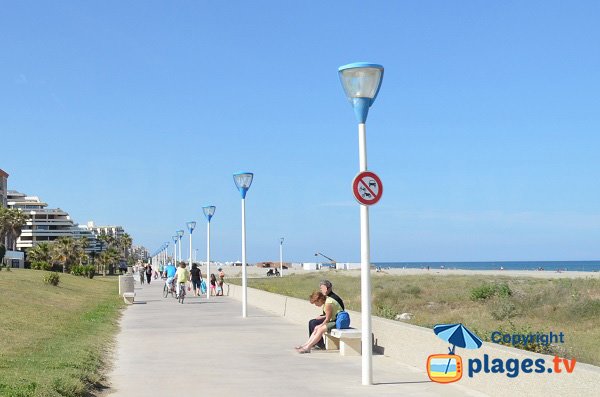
[163, 278, 176, 298]
[177, 282, 186, 304]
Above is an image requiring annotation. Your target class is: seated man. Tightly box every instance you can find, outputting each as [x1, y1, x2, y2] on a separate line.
[308, 280, 345, 349]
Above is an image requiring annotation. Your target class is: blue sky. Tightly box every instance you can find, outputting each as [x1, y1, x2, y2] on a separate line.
[2, 1, 599, 263]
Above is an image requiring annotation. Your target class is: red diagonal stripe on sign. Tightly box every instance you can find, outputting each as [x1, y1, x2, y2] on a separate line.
[360, 179, 377, 198]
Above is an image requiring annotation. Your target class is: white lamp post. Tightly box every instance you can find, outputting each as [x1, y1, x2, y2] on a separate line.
[339, 62, 384, 386]
[279, 237, 284, 277]
[177, 230, 184, 265]
[202, 206, 216, 299]
[186, 222, 196, 270]
[233, 172, 253, 317]
[163, 242, 169, 266]
[172, 235, 178, 264]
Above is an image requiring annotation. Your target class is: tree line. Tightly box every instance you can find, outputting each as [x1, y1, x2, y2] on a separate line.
[0, 206, 137, 274]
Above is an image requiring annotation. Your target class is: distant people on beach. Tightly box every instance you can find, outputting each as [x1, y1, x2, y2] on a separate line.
[305, 280, 345, 351]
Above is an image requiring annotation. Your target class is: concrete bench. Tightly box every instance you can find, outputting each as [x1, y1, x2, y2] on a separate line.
[123, 292, 135, 304]
[324, 328, 362, 356]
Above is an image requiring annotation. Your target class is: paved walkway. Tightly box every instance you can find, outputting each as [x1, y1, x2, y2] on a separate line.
[106, 278, 486, 397]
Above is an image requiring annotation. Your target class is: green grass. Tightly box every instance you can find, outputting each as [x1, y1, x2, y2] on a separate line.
[0, 269, 124, 397]
[230, 272, 600, 366]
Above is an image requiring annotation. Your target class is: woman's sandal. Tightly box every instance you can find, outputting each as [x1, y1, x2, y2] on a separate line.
[297, 347, 311, 354]
[294, 346, 303, 350]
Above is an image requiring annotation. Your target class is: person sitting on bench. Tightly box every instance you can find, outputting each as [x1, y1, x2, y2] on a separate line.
[307, 280, 345, 350]
[296, 286, 344, 353]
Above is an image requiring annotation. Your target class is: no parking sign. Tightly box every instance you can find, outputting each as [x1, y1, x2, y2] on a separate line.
[352, 171, 383, 206]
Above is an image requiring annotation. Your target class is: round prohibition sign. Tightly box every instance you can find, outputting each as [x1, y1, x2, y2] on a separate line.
[352, 171, 383, 206]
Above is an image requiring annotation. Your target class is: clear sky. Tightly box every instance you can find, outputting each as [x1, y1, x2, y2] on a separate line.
[2, 1, 599, 263]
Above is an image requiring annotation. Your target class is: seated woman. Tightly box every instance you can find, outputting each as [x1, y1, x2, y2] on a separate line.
[295, 290, 343, 353]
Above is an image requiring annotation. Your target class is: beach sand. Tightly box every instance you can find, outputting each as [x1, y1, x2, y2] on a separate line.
[195, 264, 600, 279]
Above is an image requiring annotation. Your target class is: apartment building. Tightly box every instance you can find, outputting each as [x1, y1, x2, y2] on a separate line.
[86, 221, 125, 238]
[0, 169, 8, 208]
[7, 190, 76, 250]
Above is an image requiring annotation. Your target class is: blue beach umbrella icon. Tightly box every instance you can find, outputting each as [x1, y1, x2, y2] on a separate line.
[433, 323, 483, 373]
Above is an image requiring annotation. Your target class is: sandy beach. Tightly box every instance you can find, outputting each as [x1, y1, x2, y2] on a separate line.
[193, 264, 600, 279]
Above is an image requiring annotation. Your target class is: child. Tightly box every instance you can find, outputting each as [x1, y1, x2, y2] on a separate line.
[210, 273, 217, 296]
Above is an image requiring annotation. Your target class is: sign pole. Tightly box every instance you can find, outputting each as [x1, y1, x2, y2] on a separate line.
[358, 122, 373, 385]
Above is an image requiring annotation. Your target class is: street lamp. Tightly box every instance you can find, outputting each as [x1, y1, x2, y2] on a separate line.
[233, 171, 253, 317]
[339, 62, 384, 386]
[164, 242, 169, 266]
[177, 230, 184, 266]
[202, 205, 216, 300]
[172, 235, 178, 264]
[279, 237, 284, 277]
[186, 221, 196, 270]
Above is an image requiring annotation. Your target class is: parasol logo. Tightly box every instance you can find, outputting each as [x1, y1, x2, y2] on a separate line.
[427, 323, 482, 383]
[428, 324, 577, 382]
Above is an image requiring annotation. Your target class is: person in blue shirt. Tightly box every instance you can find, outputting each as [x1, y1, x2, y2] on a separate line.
[163, 262, 177, 292]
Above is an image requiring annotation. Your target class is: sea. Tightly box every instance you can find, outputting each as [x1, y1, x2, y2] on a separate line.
[374, 261, 600, 272]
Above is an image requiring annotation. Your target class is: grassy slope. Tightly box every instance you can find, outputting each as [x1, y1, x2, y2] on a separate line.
[232, 272, 600, 366]
[0, 269, 123, 397]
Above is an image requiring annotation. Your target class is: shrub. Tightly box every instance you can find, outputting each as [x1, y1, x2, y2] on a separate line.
[471, 282, 512, 301]
[470, 284, 496, 300]
[32, 261, 53, 271]
[496, 282, 512, 298]
[84, 265, 96, 279]
[71, 265, 85, 276]
[375, 304, 398, 320]
[43, 272, 60, 286]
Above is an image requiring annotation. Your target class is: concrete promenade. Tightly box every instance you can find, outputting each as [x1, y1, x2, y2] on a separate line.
[106, 278, 484, 397]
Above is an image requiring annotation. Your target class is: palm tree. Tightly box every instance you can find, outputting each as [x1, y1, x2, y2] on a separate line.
[76, 237, 90, 265]
[0, 207, 9, 246]
[27, 241, 52, 263]
[98, 247, 119, 276]
[51, 237, 83, 273]
[0, 207, 29, 250]
[119, 233, 133, 260]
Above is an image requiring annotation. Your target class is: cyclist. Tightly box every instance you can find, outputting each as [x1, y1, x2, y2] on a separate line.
[163, 262, 177, 294]
[175, 262, 190, 299]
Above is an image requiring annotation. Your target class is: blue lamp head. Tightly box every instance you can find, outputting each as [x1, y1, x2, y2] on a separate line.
[202, 206, 216, 222]
[172, 235, 178, 243]
[233, 172, 254, 199]
[177, 229, 184, 239]
[186, 221, 196, 233]
[338, 62, 384, 124]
